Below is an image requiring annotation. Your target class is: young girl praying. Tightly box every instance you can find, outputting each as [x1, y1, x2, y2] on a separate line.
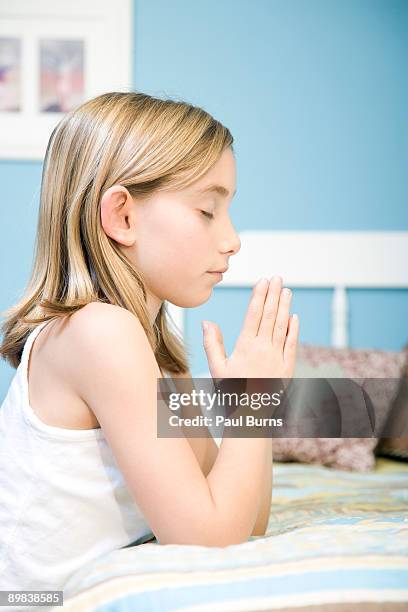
[0, 91, 299, 595]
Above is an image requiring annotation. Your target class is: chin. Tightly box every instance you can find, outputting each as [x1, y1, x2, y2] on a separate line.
[167, 289, 212, 309]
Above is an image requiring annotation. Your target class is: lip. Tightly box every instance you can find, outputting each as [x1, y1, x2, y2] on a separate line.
[207, 271, 224, 280]
[208, 267, 228, 273]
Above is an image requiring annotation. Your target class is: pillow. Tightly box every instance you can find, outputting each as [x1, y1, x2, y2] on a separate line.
[375, 346, 408, 461]
[272, 343, 407, 472]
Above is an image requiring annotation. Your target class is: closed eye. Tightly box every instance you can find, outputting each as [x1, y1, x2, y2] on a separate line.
[201, 210, 215, 219]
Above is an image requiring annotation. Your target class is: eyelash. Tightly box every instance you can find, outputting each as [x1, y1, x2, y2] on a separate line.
[201, 210, 214, 220]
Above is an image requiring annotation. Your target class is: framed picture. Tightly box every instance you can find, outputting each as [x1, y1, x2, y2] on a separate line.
[0, 0, 132, 160]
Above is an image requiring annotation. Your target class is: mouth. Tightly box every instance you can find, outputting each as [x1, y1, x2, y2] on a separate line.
[207, 271, 224, 280]
[208, 267, 228, 274]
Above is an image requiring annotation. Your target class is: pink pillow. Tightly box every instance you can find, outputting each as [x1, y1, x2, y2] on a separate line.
[272, 344, 407, 471]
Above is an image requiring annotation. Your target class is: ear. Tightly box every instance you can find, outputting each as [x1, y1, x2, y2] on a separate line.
[100, 185, 136, 247]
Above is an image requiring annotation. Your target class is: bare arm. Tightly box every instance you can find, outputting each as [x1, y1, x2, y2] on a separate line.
[68, 304, 276, 546]
[169, 370, 219, 478]
[251, 438, 273, 536]
[68, 278, 297, 547]
[172, 370, 272, 536]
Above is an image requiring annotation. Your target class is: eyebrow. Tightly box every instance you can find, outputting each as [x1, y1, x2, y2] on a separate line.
[196, 184, 237, 198]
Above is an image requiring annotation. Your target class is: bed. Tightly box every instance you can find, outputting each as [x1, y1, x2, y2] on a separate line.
[59, 231, 408, 611]
[59, 458, 408, 611]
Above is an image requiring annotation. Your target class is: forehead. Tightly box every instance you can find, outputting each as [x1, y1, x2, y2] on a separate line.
[192, 147, 236, 196]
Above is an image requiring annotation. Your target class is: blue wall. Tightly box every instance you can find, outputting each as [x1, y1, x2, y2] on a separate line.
[1, 0, 407, 392]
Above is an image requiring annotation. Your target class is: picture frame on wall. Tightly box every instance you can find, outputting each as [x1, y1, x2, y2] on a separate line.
[0, 0, 132, 160]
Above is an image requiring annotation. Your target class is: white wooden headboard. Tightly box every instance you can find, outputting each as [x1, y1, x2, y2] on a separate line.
[166, 231, 408, 349]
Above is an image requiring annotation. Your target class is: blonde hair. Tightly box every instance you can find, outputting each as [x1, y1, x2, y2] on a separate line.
[0, 91, 234, 372]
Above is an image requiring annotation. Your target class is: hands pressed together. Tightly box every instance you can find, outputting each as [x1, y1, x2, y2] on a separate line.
[202, 276, 299, 379]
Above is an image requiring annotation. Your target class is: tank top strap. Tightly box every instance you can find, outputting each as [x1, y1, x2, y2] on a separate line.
[20, 320, 52, 370]
[16, 316, 105, 440]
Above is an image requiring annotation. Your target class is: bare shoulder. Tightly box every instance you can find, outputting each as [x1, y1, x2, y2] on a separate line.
[69, 301, 140, 331]
[63, 301, 162, 401]
[28, 302, 144, 430]
[67, 301, 146, 343]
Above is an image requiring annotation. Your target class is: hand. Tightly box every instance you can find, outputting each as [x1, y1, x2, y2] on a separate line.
[202, 276, 299, 379]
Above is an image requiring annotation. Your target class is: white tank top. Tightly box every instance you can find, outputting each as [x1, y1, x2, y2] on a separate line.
[0, 319, 156, 596]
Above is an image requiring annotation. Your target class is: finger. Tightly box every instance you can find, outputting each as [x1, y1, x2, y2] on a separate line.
[272, 287, 292, 350]
[212, 322, 227, 360]
[283, 313, 299, 367]
[240, 277, 270, 338]
[257, 275, 283, 339]
[202, 321, 227, 375]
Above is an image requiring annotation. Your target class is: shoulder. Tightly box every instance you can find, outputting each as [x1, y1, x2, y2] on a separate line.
[62, 302, 161, 399]
[66, 301, 148, 348]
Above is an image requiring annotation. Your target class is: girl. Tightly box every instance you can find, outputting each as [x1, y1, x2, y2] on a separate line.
[0, 91, 299, 595]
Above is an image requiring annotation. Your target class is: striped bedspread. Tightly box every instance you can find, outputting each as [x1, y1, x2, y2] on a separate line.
[60, 458, 408, 611]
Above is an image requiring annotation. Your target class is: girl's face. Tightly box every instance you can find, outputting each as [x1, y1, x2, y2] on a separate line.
[101, 147, 241, 317]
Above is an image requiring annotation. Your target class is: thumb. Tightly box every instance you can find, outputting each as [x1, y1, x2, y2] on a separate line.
[202, 321, 227, 375]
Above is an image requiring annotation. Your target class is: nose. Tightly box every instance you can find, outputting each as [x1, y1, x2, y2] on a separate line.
[219, 218, 241, 257]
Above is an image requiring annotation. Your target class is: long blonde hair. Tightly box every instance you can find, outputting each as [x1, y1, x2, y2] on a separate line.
[0, 91, 234, 373]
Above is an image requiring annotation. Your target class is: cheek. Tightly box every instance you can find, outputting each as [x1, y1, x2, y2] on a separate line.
[162, 213, 209, 248]
[133, 210, 216, 306]
[140, 212, 210, 272]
